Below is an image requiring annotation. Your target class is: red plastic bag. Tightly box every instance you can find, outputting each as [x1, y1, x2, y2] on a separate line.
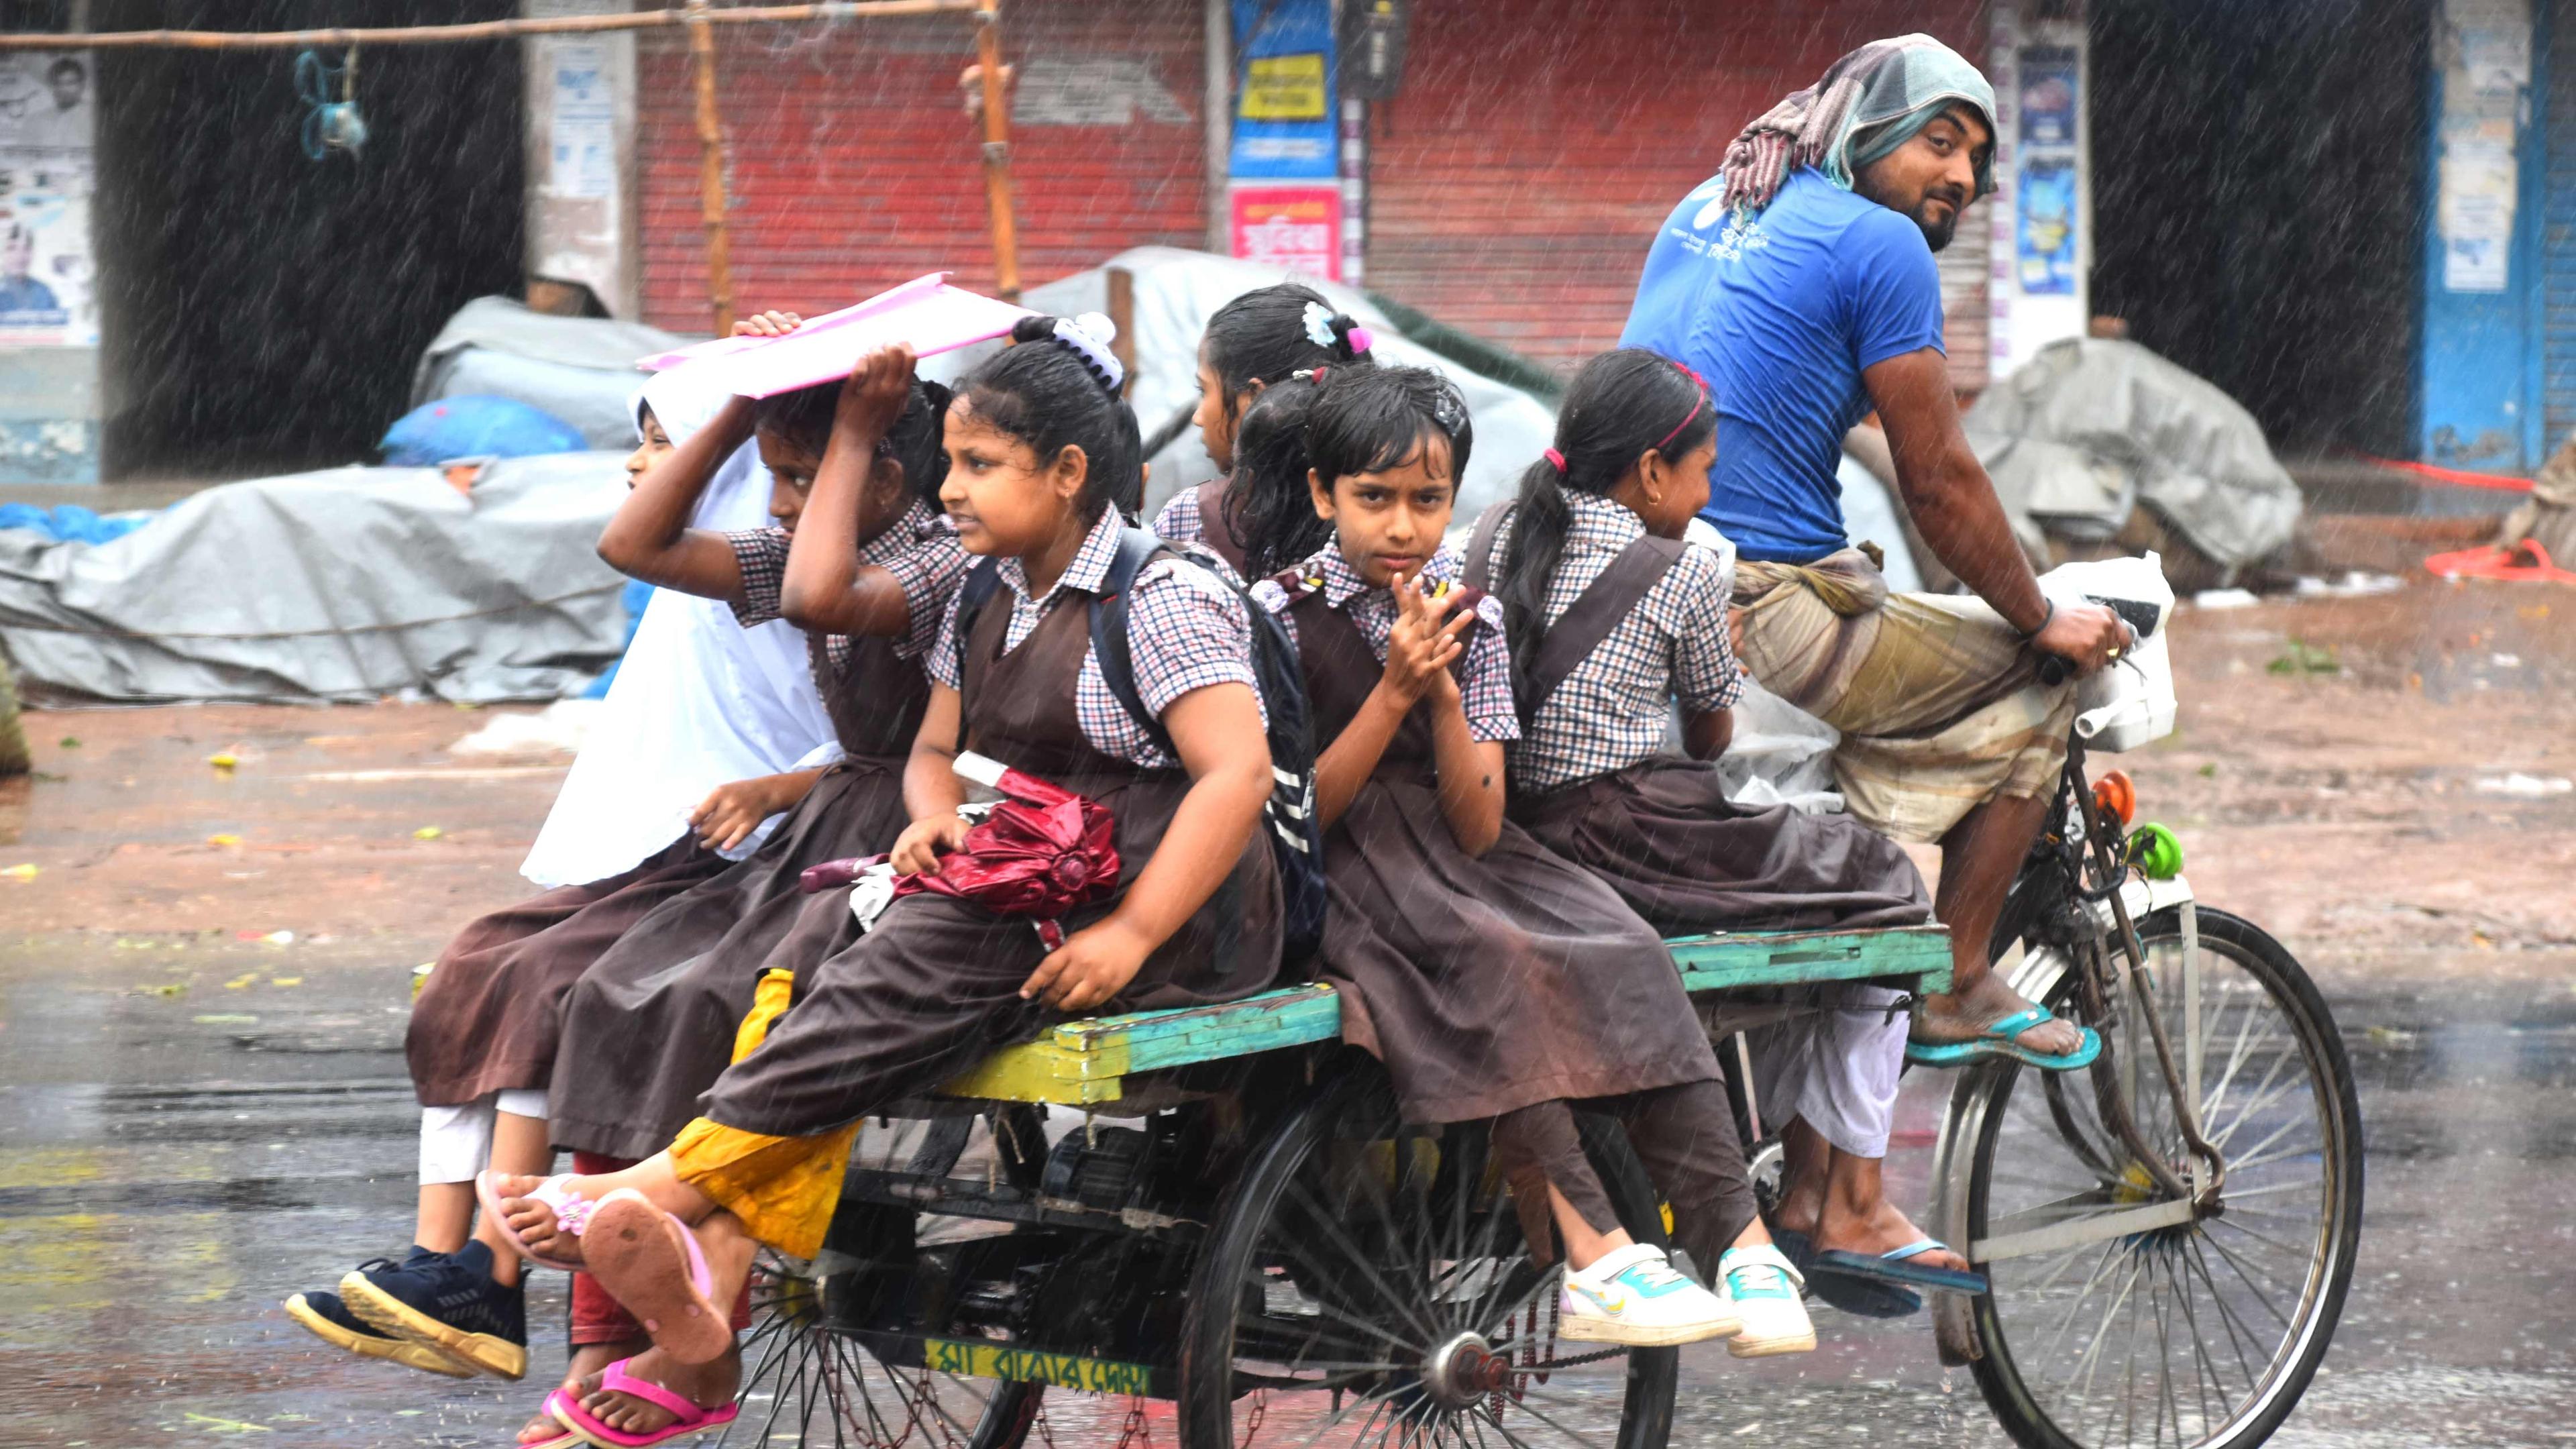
[798, 753, 1120, 949]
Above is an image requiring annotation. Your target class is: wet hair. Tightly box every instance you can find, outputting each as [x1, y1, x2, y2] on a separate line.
[751, 376, 956, 505]
[1495, 348, 1713, 678]
[956, 314, 1143, 521]
[1304, 364, 1474, 495]
[1224, 375, 1336, 579]
[1201, 283, 1375, 423]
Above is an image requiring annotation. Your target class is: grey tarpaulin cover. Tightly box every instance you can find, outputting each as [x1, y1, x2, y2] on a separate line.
[413, 297, 691, 451]
[975, 247, 1558, 523]
[1966, 337, 2302, 572]
[0, 453, 633, 704]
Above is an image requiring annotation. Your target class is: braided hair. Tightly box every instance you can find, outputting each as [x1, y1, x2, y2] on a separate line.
[957, 313, 1143, 521]
[1495, 348, 1713, 680]
[1225, 374, 1336, 580]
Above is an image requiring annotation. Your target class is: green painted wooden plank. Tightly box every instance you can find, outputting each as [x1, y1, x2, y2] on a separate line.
[947, 927, 1953, 1104]
[1670, 925, 1953, 996]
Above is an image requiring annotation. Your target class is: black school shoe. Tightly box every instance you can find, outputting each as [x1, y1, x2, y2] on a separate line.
[339, 1241, 529, 1380]
[283, 1287, 476, 1379]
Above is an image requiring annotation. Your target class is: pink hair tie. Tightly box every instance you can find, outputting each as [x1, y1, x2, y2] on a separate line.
[1544, 447, 1567, 472]
[1344, 325, 1375, 355]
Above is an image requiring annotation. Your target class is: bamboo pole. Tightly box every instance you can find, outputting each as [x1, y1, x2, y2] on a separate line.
[687, 1, 736, 335]
[971, 6, 1020, 301]
[0, 0, 981, 50]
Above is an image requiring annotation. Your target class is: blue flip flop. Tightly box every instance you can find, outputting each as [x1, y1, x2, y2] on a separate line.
[1811, 1239, 1988, 1296]
[1807, 1267, 1920, 1318]
[1906, 1005, 2103, 1071]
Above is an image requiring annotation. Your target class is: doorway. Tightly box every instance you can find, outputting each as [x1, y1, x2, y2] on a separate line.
[2088, 0, 2427, 460]
[90, 0, 525, 478]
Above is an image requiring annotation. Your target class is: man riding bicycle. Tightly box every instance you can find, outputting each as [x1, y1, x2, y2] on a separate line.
[1620, 34, 2127, 1290]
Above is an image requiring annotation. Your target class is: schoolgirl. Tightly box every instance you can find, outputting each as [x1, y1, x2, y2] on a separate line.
[1472, 347, 1948, 1336]
[547, 337, 969, 1167]
[480, 315, 1285, 1447]
[1243, 364, 1742, 1350]
[284, 364, 840, 1404]
[1152, 282, 1373, 574]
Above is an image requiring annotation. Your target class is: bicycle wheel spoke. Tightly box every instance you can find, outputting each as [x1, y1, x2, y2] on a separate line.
[1284, 1179, 1445, 1345]
[2180, 1236, 2269, 1383]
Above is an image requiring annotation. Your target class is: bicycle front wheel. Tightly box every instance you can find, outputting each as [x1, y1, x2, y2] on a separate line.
[1959, 906, 2363, 1449]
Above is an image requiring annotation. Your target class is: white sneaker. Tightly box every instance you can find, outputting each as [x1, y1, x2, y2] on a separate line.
[1556, 1243, 1741, 1347]
[1717, 1243, 1816, 1358]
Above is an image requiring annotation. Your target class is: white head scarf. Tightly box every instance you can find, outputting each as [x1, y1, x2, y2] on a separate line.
[517, 361, 839, 888]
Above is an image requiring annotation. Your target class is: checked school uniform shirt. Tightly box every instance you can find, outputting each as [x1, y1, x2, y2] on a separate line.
[723, 499, 971, 676]
[927, 509, 1265, 770]
[1479, 493, 1743, 792]
[1250, 542, 1521, 744]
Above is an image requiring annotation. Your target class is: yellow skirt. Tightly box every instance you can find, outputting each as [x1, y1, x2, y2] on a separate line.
[666, 967, 860, 1260]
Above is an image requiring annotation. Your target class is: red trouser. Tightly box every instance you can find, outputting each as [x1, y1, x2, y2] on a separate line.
[567, 1152, 755, 1345]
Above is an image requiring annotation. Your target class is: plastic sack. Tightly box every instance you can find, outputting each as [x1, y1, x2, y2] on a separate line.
[379, 394, 588, 466]
[2038, 552, 2178, 753]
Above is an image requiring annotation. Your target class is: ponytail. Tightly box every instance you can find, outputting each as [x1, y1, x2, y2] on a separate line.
[1201, 283, 1379, 427]
[1495, 348, 1713, 677]
[1227, 374, 1336, 579]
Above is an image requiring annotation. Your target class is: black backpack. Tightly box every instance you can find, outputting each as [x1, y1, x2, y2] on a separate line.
[952, 527, 1328, 973]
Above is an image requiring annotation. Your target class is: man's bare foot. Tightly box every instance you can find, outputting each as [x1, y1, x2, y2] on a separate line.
[570, 1343, 743, 1436]
[522, 1338, 646, 1444]
[1916, 971, 2084, 1059]
[1815, 1195, 1969, 1274]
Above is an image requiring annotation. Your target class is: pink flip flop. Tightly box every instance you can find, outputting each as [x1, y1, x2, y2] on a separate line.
[545, 1360, 740, 1449]
[582, 1191, 734, 1366]
[476, 1170, 599, 1271]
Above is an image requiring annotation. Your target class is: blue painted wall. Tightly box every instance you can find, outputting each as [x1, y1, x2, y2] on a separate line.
[2420, 2, 2550, 472]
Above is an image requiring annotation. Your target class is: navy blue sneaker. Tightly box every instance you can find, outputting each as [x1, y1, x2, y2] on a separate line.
[283, 1286, 475, 1378]
[339, 1241, 528, 1380]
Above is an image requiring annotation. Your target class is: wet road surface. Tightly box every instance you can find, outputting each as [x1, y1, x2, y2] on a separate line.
[5, 933, 2569, 1448]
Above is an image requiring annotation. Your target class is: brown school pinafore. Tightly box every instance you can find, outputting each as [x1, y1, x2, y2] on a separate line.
[407, 837, 725, 1108]
[1278, 580, 1717, 1125]
[1188, 478, 1253, 578]
[545, 631, 931, 1159]
[698, 568, 1281, 1138]
[1460, 514, 1932, 936]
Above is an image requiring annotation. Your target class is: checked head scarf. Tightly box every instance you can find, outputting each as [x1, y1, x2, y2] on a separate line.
[1718, 34, 1998, 215]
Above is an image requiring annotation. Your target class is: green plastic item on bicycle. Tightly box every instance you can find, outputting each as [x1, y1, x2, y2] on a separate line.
[2129, 822, 2183, 879]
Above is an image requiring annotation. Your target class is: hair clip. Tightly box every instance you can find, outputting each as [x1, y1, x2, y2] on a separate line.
[1052, 312, 1124, 395]
[1293, 366, 1328, 385]
[1344, 325, 1375, 355]
[1301, 301, 1338, 350]
[1429, 388, 1470, 436]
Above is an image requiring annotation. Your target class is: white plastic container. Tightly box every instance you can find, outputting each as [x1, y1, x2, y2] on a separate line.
[2037, 553, 2179, 753]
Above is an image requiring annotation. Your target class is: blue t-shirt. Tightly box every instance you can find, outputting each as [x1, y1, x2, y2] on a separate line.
[1620, 168, 1946, 564]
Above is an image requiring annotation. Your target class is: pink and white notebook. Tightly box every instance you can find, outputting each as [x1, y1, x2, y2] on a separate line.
[637, 272, 1033, 398]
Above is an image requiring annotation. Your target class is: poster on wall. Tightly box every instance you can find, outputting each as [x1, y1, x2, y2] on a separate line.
[1230, 185, 1342, 282]
[2017, 46, 2079, 146]
[2016, 158, 2078, 295]
[2012, 46, 2080, 297]
[1228, 0, 1336, 182]
[547, 42, 616, 201]
[0, 49, 98, 347]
